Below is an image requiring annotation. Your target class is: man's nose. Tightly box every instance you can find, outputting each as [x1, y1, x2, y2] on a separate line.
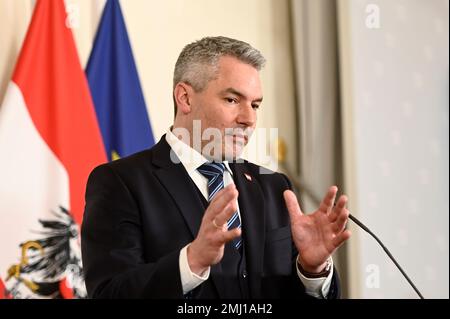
[236, 103, 256, 127]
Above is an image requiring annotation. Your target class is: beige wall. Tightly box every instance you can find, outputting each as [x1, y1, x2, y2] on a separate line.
[338, 0, 449, 298]
[0, 0, 297, 169]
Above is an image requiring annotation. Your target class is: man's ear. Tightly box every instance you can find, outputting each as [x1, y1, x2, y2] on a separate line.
[174, 82, 194, 114]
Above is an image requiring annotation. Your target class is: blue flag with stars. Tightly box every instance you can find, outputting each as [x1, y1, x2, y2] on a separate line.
[86, 0, 154, 161]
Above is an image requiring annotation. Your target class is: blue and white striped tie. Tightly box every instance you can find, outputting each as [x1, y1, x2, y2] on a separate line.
[197, 162, 242, 250]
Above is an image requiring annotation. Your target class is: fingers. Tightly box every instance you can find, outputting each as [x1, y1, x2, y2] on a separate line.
[204, 184, 241, 245]
[284, 190, 304, 220]
[332, 207, 350, 234]
[329, 195, 348, 222]
[211, 202, 241, 246]
[332, 229, 352, 248]
[205, 184, 238, 222]
[214, 198, 238, 228]
[221, 227, 242, 243]
[327, 192, 350, 247]
[318, 186, 338, 214]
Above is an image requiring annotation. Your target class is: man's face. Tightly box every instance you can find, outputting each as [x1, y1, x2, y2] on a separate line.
[189, 56, 263, 161]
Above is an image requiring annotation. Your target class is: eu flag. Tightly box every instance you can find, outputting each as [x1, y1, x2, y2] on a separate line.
[86, 0, 155, 161]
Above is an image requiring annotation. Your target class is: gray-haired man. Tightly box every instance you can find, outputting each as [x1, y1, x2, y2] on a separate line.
[82, 36, 350, 299]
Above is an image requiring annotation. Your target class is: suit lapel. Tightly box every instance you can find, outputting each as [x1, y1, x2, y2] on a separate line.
[230, 163, 265, 298]
[152, 137, 204, 239]
[152, 137, 225, 297]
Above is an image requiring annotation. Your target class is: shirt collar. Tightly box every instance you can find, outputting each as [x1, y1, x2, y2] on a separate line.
[165, 128, 233, 175]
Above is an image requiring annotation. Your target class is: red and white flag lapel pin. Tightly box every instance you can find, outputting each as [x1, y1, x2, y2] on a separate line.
[244, 173, 252, 181]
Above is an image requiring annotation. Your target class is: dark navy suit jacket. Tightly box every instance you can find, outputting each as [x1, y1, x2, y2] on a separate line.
[81, 136, 341, 298]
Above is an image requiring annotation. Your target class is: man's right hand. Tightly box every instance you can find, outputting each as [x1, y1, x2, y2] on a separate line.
[187, 184, 242, 275]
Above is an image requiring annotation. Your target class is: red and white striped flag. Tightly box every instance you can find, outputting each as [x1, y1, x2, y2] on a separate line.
[0, 0, 106, 298]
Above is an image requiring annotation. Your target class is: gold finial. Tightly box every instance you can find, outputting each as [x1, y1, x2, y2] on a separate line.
[277, 138, 287, 164]
[111, 150, 121, 161]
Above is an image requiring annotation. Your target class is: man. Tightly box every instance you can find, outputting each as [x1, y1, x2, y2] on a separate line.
[81, 36, 351, 299]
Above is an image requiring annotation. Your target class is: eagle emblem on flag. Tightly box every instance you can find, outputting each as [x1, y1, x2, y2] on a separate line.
[4, 207, 86, 299]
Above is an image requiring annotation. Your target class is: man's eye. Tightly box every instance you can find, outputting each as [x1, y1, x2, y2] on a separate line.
[252, 104, 260, 109]
[225, 98, 237, 104]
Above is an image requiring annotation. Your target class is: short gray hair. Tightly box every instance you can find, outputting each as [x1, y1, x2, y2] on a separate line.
[173, 36, 266, 92]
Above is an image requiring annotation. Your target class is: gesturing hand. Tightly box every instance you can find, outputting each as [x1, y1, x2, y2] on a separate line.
[188, 184, 242, 275]
[283, 186, 351, 274]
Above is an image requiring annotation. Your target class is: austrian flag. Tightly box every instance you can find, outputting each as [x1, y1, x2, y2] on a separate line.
[0, 0, 106, 298]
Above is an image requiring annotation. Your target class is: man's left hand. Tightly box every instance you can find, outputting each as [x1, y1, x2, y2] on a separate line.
[283, 186, 351, 274]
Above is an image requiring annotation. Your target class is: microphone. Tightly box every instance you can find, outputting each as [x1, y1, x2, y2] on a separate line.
[347, 213, 424, 299]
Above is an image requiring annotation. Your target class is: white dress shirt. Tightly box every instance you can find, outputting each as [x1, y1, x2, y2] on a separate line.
[165, 129, 333, 298]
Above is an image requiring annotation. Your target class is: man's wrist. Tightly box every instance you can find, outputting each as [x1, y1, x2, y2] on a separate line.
[187, 244, 208, 276]
[297, 256, 332, 278]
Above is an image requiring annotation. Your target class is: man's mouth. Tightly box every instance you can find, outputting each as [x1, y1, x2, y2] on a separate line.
[226, 134, 247, 144]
